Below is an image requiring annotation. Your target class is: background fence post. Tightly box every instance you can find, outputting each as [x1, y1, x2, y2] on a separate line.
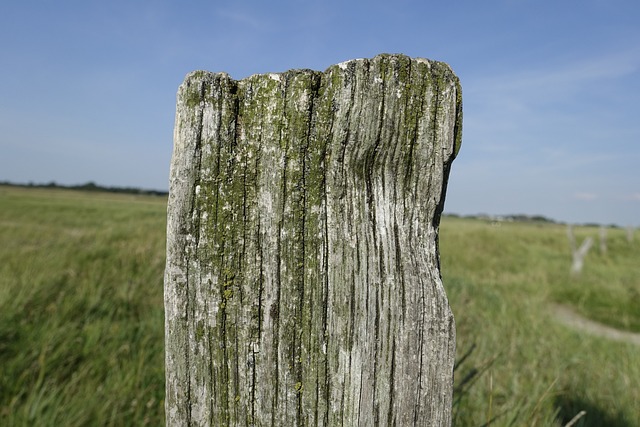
[599, 225, 607, 255]
[568, 225, 593, 276]
[164, 53, 462, 426]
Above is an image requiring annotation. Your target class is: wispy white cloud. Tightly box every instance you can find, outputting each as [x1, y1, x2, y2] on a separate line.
[468, 46, 640, 99]
[573, 192, 598, 201]
[216, 8, 274, 33]
[463, 46, 640, 141]
[461, 45, 640, 178]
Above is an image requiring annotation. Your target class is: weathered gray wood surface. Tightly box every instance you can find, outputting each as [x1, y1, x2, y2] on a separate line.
[165, 53, 462, 426]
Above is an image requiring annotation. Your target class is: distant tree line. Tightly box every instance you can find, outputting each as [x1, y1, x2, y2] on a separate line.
[444, 212, 558, 223]
[0, 180, 168, 196]
[443, 212, 623, 229]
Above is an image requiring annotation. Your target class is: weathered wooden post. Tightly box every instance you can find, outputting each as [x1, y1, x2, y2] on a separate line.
[599, 225, 607, 254]
[568, 225, 593, 276]
[165, 53, 462, 426]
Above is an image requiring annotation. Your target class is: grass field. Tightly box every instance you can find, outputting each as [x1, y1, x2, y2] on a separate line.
[0, 186, 166, 426]
[1, 186, 638, 426]
[440, 218, 640, 426]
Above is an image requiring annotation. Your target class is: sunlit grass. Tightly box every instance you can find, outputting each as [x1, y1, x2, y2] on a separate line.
[0, 186, 166, 426]
[441, 217, 640, 426]
[1, 187, 638, 426]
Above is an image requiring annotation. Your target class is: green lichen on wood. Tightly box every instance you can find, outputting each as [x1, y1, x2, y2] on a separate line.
[166, 53, 462, 426]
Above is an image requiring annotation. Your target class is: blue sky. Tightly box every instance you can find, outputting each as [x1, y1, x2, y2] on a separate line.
[1, 1, 639, 225]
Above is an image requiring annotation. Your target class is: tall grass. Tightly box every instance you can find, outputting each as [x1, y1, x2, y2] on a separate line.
[1, 187, 638, 425]
[0, 187, 166, 426]
[441, 217, 640, 426]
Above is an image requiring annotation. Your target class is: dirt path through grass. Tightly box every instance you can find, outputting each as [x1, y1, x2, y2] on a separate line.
[552, 304, 640, 346]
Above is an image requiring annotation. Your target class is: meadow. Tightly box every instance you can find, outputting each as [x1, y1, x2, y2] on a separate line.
[440, 217, 640, 426]
[1, 186, 638, 426]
